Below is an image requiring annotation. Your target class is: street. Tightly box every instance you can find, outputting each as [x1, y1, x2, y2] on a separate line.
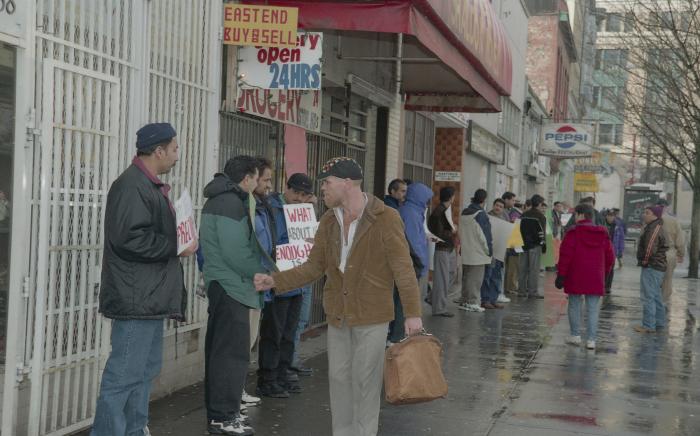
[105, 262, 700, 436]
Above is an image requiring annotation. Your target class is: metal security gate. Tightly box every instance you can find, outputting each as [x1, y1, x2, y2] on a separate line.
[0, 1, 220, 435]
[28, 61, 120, 436]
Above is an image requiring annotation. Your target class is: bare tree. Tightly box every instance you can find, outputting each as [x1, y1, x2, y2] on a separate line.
[604, 0, 700, 276]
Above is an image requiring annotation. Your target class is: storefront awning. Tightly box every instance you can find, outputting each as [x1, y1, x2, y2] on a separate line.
[242, 0, 513, 112]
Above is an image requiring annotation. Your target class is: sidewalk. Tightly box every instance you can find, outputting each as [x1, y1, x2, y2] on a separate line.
[79, 264, 700, 435]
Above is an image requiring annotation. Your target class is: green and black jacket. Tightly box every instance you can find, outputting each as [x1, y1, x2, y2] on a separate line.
[200, 173, 266, 309]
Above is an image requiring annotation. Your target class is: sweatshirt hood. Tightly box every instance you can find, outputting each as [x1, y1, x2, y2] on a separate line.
[203, 173, 244, 199]
[405, 183, 434, 209]
[575, 222, 612, 248]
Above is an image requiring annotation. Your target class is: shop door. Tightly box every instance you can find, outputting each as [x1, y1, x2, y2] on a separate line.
[0, 41, 16, 423]
[27, 60, 120, 436]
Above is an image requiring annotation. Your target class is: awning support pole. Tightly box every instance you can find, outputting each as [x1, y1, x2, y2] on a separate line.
[396, 33, 403, 94]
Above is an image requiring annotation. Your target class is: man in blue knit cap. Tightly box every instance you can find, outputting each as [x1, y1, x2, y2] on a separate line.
[92, 123, 197, 436]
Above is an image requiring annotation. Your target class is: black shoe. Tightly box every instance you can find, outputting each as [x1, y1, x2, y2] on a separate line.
[281, 369, 300, 383]
[424, 297, 432, 305]
[433, 312, 455, 317]
[208, 419, 254, 435]
[289, 366, 313, 376]
[256, 382, 290, 399]
[530, 294, 545, 299]
[280, 379, 303, 394]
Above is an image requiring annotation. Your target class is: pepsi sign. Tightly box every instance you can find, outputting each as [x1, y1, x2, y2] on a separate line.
[540, 123, 593, 158]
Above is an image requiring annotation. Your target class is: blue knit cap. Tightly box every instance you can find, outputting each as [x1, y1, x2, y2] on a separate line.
[136, 123, 176, 149]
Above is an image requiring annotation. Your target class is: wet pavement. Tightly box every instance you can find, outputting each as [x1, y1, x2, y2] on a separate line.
[79, 260, 700, 435]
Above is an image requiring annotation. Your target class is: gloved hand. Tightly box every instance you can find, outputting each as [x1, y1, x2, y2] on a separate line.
[555, 275, 565, 289]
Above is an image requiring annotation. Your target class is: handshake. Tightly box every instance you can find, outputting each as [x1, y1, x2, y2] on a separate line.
[254, 273, 275, 291]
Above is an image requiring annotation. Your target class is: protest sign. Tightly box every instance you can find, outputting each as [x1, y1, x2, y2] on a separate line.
[284, 203, 317, 242]
[174, 189, 197, 255]
[276, 241, 314, 271]
[276, 203, 318, 271]
[489, 216, 514, 262]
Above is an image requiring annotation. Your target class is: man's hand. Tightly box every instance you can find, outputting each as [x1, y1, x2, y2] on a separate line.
[404, 317, 423, 336]
[254, 273, 275, 291]
[178, 240, 198, 257]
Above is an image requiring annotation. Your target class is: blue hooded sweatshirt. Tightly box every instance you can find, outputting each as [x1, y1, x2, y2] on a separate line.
[399, 183, 434, 278]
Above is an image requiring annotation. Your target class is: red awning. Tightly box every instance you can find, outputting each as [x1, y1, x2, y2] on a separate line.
[242, 0, 512, 112]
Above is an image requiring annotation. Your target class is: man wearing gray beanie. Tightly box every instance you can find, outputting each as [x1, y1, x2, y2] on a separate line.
[92, 123, 197, 436]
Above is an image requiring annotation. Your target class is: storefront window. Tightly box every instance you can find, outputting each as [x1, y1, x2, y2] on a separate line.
[0, 43, 16, 365]
[403, 112, 435, 186]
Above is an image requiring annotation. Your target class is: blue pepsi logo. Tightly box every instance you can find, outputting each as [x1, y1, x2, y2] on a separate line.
[544, 125, 588, 149]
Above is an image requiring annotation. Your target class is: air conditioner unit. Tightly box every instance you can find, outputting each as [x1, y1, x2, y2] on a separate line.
[526, 163, 539, 178]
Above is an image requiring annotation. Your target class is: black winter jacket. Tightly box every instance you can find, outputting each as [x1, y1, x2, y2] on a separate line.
[637, 218, 668, 272]
[99, 164, 186, 320]
[520, 209, 547, 253]
[428, 203, 455, 251]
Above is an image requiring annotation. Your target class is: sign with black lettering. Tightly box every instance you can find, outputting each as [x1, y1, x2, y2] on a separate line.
[275, 203, 317, 271]
[238, 33, 322, 90]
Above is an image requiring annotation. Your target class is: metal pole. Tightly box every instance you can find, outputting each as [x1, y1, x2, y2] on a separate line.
[2, 0, 37, 432]
[396, 33, 403, 95]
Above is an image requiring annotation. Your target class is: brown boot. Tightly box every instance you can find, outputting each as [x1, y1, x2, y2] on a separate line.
[481, 302, 496, 309]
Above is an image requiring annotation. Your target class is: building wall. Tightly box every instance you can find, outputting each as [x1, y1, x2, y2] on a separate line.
[526, 14, 573, 121]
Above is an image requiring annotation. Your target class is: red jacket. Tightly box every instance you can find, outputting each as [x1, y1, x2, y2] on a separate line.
[557, 220, 615, 296]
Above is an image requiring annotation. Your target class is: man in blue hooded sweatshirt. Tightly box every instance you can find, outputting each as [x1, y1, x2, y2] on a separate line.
[388, 182, 434, 343]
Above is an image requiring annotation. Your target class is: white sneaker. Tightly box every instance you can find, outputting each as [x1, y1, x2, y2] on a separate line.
[496, 294, 511, 303]
[566, 335, 582, 346]
[208, 419, 254, 435]
[586, 340, 596, 350]
[458, 303, 485, 313]
[241, 389, 261, 406]
[240, 403, 247, 413]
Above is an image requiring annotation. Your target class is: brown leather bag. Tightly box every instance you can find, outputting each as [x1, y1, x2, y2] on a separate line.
[384, 332, 448, 405]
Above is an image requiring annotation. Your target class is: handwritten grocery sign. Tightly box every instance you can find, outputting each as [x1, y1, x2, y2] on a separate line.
[238, 32, 323, 90]
[276, 203, 318, 271]
[223, 4, 298, 47]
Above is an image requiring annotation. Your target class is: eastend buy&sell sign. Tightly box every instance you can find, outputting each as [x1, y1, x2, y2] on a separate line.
[223, 4, 298, 47]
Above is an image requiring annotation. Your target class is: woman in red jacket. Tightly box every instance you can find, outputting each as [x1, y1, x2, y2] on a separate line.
[555, 204, 615, 350]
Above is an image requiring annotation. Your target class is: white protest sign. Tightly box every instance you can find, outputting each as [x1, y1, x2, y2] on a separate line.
[488, 215, 514, 262]
[284, 203, 317, 242]
[174, 189, 197, 255]
[276, 240, 314, 271]
[276, 203, 318, 271]
[238, 32, 323, 90]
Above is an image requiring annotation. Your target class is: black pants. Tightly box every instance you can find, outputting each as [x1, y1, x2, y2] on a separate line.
[205, 281, 250, 421]
[387, 287, 405, 343]
[258, 295, 303, 383]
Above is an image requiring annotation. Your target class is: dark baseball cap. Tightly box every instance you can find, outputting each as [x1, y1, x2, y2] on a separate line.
[317, 157, 363, 181]
[287, 173, 314, 194]
[656, 198, 669, 206]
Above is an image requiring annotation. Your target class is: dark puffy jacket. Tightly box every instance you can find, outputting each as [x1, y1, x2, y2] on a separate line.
[99, 164, 186, 320]
[521, 208, 547, 253]
[428, 202, 455, 252]
[200, 174, 267, 309]
[637, 219, 668, 272]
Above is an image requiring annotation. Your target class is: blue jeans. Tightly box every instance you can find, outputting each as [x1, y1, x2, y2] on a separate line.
[640, 267, 666, 330]
[481, 260, 503, 304]
[91, 319, 163, 436]
[292, 286, 312, 367]
[567, 295, 601, 340]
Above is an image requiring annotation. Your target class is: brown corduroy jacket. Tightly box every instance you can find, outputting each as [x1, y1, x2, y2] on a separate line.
[272, 195, 422, 328]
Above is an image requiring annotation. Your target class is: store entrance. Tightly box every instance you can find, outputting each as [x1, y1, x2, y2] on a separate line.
[0, 43, 16, 398]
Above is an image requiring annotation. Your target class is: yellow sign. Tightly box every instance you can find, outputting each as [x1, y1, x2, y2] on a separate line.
[574, 173, 599, 192]
[223, 4, 298, 47]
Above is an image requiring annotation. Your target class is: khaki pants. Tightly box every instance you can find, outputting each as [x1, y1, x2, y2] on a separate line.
[504, 253, 520, 294]
[460, 265, 485, 306]
[327, 322, 389, 436]
[662, 254, 677, 303]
